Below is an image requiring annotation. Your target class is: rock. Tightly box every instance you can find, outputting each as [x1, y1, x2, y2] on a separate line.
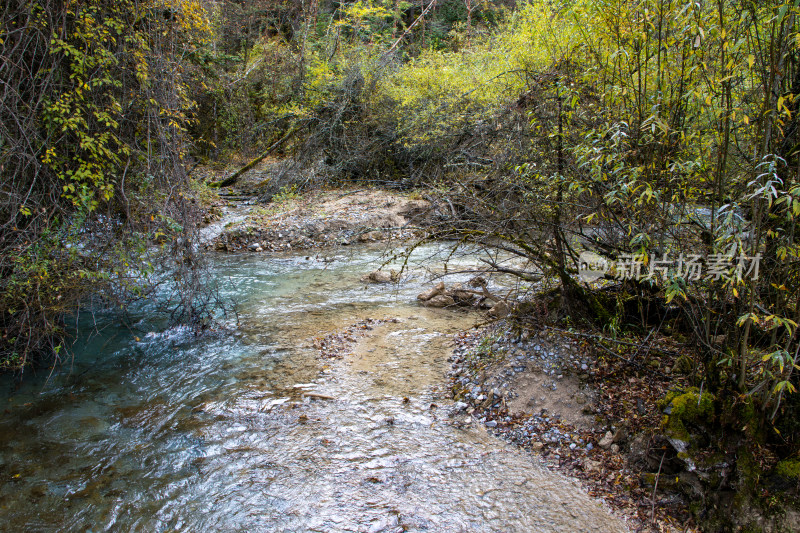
[488, 300, 510, 317]
[478, 298, 494, 309]
[598, 430, 614, 449]
[450, 283, 477, 304]
[422, 294, 455, 308]
[469, 276, 487, 288]
[358, 230, 384, 242]
[417, 281, 446, 301]
[612, 425, 628, 444]
[584, 459, 602, 473]
[362, 270, 398, 283]
[531, 442, 544, 452]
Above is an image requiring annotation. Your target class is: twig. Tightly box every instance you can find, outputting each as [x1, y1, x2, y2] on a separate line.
[651, 450, 666, 523]
[382, 0, 437, 57]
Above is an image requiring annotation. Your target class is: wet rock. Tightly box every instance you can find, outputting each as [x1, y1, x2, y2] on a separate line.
[362, 270, 398, 283]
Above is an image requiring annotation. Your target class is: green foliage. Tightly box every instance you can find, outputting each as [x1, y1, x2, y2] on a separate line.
[0, 0, 212, 371]
[379, 2, 558, 145]
[271, 184, 300, 204]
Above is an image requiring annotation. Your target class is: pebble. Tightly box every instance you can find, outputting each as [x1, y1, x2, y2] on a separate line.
[485, 420, 498, 428]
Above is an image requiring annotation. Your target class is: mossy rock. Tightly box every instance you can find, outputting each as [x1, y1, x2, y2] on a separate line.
[658, 387, 715, 441]
[774, 458, 800, 480]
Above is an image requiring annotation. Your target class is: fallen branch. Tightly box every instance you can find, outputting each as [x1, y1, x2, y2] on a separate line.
[303, 392, 335, 400]
[211, 124, 300, 188]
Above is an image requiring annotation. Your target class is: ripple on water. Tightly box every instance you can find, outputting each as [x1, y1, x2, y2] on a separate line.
[0, 244, 628, 532]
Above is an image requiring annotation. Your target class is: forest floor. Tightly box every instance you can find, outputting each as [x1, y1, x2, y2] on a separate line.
[446, 323, 698, 532]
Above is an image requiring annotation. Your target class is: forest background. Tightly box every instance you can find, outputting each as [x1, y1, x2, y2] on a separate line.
[2, 0, 800, 528]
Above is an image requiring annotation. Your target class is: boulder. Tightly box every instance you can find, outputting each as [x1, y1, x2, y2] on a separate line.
[362, 270, 398, 283]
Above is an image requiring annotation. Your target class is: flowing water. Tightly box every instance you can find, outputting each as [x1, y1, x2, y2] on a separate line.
[0, 244, 628, 532]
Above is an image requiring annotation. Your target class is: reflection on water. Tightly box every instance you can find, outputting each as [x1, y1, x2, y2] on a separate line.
[0, 244, 627, 532]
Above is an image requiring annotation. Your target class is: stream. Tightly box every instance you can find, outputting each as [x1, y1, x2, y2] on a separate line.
[0, 244, 628, 532]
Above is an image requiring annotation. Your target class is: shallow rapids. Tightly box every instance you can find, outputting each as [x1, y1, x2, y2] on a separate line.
[0, 244, 628, 532]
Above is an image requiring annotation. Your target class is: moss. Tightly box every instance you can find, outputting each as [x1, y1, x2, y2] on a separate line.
[737, 447, 763, 497]
[658, 387, 715, 441]
[774, 459, 800, 480]
[672, 354, 693, 374]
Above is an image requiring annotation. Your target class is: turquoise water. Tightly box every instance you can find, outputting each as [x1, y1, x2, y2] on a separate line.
[0, 244, 627, 532]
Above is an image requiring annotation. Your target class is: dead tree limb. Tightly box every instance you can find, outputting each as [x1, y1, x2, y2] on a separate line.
[211, 125, 300, 188]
